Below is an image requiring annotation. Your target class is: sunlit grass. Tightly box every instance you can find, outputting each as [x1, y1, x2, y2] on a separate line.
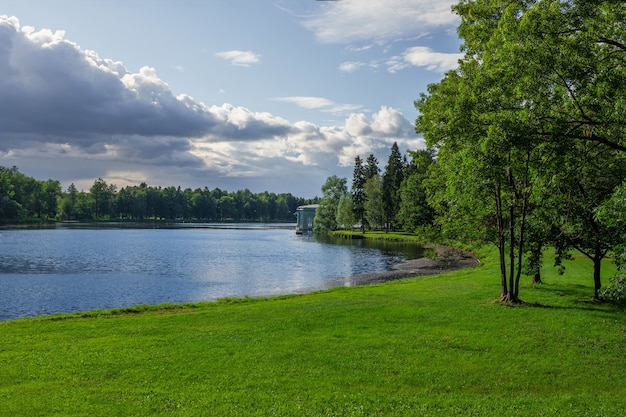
[1, 248, 625, 416]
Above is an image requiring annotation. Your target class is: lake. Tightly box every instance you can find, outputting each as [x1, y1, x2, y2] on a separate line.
[0, 224, 424, 321]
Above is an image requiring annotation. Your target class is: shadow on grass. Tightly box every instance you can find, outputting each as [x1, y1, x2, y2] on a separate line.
[512, 283, 625, 314]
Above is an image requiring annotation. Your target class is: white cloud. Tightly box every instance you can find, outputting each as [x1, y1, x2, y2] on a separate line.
[0, 15, 217, 147]
[303, 0, 458, 44]
[338, 61, 365, 73]
[387, 46, 463, 73]
[0, 15, 424, 197]
[185, 105, 423, 192]
[205, 103, 293, 141]
[274, 96, 363, 115]
[274, 96, 335, 109]
[215, 50, 261, 67]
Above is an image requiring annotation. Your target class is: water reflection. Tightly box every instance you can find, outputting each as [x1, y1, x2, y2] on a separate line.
[0, 227, 423, 320]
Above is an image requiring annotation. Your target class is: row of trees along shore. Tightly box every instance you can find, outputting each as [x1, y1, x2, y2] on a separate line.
[0, 166, 317, 223]
[315, 0, 626, 303]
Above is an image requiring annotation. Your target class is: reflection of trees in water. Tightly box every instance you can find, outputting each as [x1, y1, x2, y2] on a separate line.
[312, 234, 424, 260]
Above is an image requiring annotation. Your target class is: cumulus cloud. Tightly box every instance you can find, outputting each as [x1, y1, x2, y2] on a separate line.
[0, 15, 424, 197]
[0, 15, 217, 147]
[387, 46, 462, 73]
[303, 0, 458, 44]
[215, 50, 261, 67]
[188, 106, 422, 178]
[205, 104, 293, 141]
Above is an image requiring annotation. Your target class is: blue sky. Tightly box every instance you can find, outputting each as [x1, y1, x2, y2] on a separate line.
[1, 0, 461, 197]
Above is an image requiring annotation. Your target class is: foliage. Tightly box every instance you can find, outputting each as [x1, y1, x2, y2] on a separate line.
[363, 175, 384, 230]
[550, 144, 626, 297]
[364, 153, 380, 180]
[351, 156, 366, 231]
[415, 0, 626, 301]
[0, 166, 60, 223]
[396, 149, 435, 233]
[0, 166, 314, 224]
[598, 274, 626, 303]
[313, 175, 347, 233]
[381, 142, 405, 231]
[336, 194, 355, 230]
[1, 250, 625, 416]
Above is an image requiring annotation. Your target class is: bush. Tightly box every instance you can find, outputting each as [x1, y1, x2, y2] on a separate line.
[599, 274, 626, 303]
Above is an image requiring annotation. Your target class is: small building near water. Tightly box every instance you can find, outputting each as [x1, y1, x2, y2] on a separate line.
[294, 204, 318, 234]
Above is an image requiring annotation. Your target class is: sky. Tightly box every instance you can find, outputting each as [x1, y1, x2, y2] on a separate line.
[0, 0, 462, 198]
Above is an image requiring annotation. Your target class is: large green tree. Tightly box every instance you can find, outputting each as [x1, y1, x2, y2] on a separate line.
[363, 175, 384, 230]
[381, 142, 405, 232]
[417, 0, 561, 302]
[550, 143, 626, 298]
[396, 149, 435, 233]
[90, 178, 116, 220]
[418, 0, 626, 301]
[336, 195, 355, 230]
[314, 175, 348, 233]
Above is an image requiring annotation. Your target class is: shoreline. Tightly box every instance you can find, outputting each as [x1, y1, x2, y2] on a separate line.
[343, 245, 479, 286]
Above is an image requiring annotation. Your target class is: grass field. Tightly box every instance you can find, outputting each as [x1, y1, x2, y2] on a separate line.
[1, 246, 625, 416]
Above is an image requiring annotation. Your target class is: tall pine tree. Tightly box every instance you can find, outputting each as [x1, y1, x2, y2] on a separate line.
[381, 142, 405, 231]
[351, 156, 366, 232]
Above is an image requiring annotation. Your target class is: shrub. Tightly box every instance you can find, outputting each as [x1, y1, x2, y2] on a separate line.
[599, 274, 626, 303]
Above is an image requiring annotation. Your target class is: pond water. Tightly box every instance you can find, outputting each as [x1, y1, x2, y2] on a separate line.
[0, 224, 423, 320]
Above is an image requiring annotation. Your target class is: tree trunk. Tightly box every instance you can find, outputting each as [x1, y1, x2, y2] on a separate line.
[495, 185, 508, 298]
[508, 202, 517, 300]
[514, 161, 530, 299]
[593, 252, 602, 300]
[531, 270, 542, 284]
[507, 160, 519, 302]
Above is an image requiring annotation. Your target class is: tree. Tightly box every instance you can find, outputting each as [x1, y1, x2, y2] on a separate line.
[0, 166, 23, 222]
[90, 178, 116, 220]
[314, 175, 347, 233]
[416, 2, 550, 302]
[416, 0, 626, 301]
[336, 195, 355, 230]
[381, 142, 405, 231]
[74, 191, 94, 221]
[60, 183, 78, 220]
[191, 187, 216, 221]
[218, 195, 236, 220]
[42, 179, 61, 220]
[396, 149, 435, 233]
[364, 154, 380, 180]
[351, 156, 366, 232]
[275, 194, 293, 221]
[550, 144, 626, 298]
[363, 175, 384, 230]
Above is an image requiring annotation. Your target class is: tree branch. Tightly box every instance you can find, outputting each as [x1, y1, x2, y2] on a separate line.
[599, 37, 626, 53]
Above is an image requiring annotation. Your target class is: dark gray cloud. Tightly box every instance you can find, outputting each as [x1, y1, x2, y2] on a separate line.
[0, 16, 216, 148]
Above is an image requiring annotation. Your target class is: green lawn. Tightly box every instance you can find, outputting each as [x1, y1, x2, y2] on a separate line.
[1, 247, 625, 416]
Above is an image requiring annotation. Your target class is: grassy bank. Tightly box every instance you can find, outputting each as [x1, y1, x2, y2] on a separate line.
[1, 248, 625, 416]
[329, 230, 425, 243]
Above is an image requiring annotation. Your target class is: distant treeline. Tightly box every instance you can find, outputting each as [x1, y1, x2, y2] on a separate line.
[0, 166, 318, 223]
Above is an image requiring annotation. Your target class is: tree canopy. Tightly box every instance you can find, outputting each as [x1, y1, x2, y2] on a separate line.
[416, 0, 626, 301]
[0, 166, 315, 224]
